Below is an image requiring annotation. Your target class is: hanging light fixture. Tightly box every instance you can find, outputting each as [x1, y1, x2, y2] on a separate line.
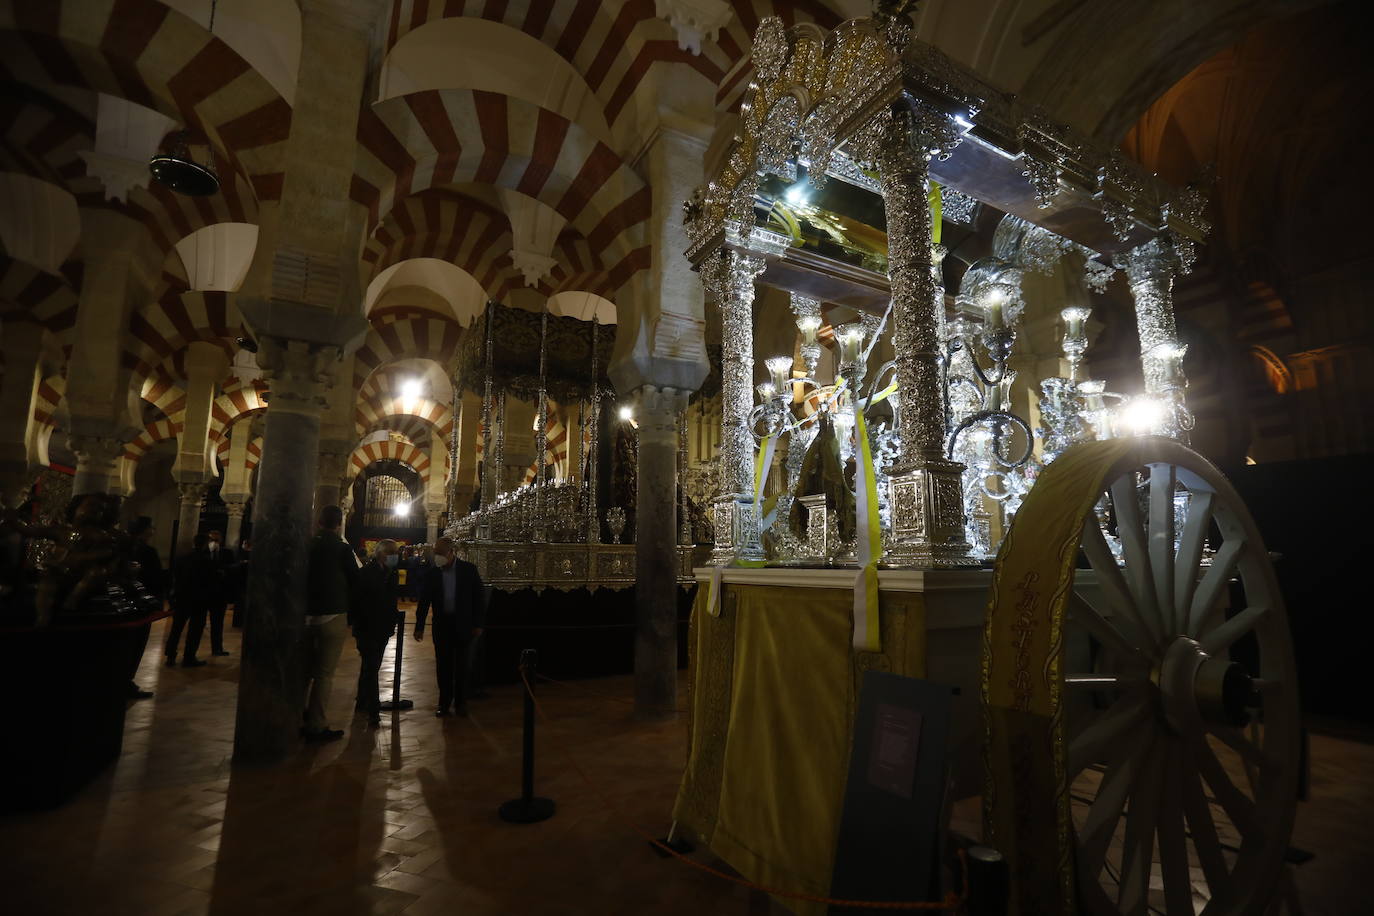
[149, 0, 220, 197]
[149, 131, 220, 197]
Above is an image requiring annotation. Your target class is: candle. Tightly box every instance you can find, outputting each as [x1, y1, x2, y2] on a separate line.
[984, 290, 1005, 330]
[1062, 306, 1090, 339]
[766, 355, 794, 393]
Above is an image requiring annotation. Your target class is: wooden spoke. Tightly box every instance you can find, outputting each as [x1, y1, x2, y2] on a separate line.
[1117, 737, 1164, 915]
[1080, 521, 1156, 650]
[1155, 740, 1196, 916]
[1186, 537, 1246, 637]
[1068, 591, 1143, 660]
[1078, 728, 1156, 881]
[1209, 724, 1271, 772]
[1110, 475, 1162, 643]
[1174, 489, 1215, 619]
[1180, 742, 1231, 895]
[1193, 734, 1260, 837]
[1069, 691, 1152, 776]
[1200, 605, 1268, 655]
[1147, 464, 1178, 634]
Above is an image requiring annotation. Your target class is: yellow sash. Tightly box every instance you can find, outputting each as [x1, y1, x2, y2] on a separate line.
[982, 438, 1135, 915]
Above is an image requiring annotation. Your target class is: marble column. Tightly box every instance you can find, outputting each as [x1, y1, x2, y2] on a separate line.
[700, 247, 767, 563]
[1120, 237, 1190, 437]
[632, 384, 688, 719]
[224, 495, 248, 551]
[233, 336, 336, 766]
[314, 444, 350, 514]
[175, 482, 207, 557]
[424, 507, 442, 544]
[0, 319, 44, 506]
[339, 489, 354, 538]
[876, 105, 975, 567]
[68, 434, 126, 497]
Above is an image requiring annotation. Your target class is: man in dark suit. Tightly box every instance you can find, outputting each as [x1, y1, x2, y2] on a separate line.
[352, 538, 399, 726]
[414, 538, 485, 717]
[204, 529, 235, 656]
[165, 533, 215, 667]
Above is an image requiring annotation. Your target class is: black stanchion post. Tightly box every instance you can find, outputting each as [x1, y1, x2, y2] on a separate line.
[965, 846, 1009, 916]
[499, 648, 555, 824]
[380, 609, 414, 711]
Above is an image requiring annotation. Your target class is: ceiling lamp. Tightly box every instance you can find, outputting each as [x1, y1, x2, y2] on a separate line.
[149, 131, 220, 197]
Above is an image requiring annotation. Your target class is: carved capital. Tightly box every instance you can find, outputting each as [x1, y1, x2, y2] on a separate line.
[67, 434, 126, 465]
[178, 482, 207, 506]
[256, 337, 338, 414]
[654, 0, 731, 55]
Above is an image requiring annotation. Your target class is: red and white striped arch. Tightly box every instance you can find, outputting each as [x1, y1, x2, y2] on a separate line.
[0, 82, 92, 192]
[124, 289, 241, 379]
[352, 315, 463, 392]
[362, 189, 516, 293]
[355, 88, 649, 291]
[365, 413, 435, 450]
[0, 255, 79, 341]
[354, 392, 455, 443]
[0, 0, 291, 200]
[214, 433, 263, 473]
[123, 416, 180, 463]
[207, 381, 268, 447]
[346, 438, 432, 483]
[381, 1, 844, 123]
[521, 399, 570, 485]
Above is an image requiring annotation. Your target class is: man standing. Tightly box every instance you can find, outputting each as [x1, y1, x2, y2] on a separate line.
[205, 529, 235, 656]
[125, 516, 163, 698]
[414, 538, 485, 716]
[352, 539, 399, 726]
[303, 506, 357, 742]
[166, 533, 215, 667]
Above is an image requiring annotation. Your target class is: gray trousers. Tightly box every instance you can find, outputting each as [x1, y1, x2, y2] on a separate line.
[303, 615, 348, 732]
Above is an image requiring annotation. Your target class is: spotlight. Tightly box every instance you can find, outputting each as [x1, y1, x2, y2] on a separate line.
[1121, 397, 1165, 436]
[393, 503, 410, 517]
[784, 183, 809, 207]
[618, 405, 634, 422]
[400, 378, 423, 400]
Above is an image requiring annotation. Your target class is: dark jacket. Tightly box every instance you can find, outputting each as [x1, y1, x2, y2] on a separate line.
[415, 559, 485, 634]
[172, 548, 218, 610]
[352, 560, 399, 640]
[307, 530, 357, 617]
[131, 541, 166, 599]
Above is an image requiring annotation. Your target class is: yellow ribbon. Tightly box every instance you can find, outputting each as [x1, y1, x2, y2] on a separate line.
[930, 182, 943, 245]
[850, 403, 883, 652]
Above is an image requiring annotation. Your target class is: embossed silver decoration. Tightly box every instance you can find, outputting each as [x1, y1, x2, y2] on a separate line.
[939, 188, 978, 225]
[1118, 236, 1194, 439]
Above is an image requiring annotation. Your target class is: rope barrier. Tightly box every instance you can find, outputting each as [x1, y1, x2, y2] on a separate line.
[516, 667, 969, 912]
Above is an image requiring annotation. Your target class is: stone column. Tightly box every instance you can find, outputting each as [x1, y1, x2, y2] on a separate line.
[632, 384, 688, 718]
[876, 105, 975, 567]
[339, 489, 354, 538]
[0, 319, 45, 506]
[68, 434, 126, 497]
[175, 482, 207, 557]
[314, 444, 350, 513]
[700, 247, 767, 563]
[224, 495, 248, 551]
[233, 336, 336, 766]
[424, 507, 442, 545]
[1119, 237, 1189, 437]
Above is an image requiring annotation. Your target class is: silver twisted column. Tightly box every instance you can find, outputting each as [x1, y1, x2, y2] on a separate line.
[533, 299, 549, 541]
[701, 246, 768, 563]
[1119, 236, 1192, 438]
[876, 105, 976, 567]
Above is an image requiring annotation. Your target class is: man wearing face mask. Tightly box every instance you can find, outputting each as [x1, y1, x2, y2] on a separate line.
[352, 539, 400, 726]
[414, 538, 485, 716]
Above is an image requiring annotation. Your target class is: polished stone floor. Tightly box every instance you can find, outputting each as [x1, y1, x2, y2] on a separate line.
[0, 612, 1369, 915]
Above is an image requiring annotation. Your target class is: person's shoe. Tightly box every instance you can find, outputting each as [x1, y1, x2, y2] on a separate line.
[128, 685, 154, 700]
[434, 705, 450, 717]
[212, 650, 230, 657]
[181, 658, 207, 668]
[302, 728, 344, 743]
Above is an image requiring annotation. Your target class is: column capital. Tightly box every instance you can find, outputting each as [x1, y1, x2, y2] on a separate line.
[699, 245, 767, 303]
[178, 481, 208, 504]
[257, 337, 339, 414]
[224, 498, 248, 519]
[872, 102, 963, 175]
[67, 433, 126, 464]
[1116, 236, 1179, 284]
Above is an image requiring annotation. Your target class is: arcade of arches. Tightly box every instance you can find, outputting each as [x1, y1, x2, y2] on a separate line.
[0, 1, 1370, 914]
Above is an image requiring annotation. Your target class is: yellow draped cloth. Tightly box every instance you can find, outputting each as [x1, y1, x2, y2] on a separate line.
[675, 583, 926, 914]
[982, 438, 1136, 915]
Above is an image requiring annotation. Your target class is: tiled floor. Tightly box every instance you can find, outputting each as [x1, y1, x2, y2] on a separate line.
[1, 612, 1369, 915]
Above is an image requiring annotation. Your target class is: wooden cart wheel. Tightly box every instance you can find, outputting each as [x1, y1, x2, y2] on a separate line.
[1062, 439, 1300, 915]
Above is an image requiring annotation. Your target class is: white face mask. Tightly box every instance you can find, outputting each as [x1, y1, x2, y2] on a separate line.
[209, 542, 219, 553]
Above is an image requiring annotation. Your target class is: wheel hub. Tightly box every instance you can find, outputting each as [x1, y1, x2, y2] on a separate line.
[1157, 636, 1253, 733]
